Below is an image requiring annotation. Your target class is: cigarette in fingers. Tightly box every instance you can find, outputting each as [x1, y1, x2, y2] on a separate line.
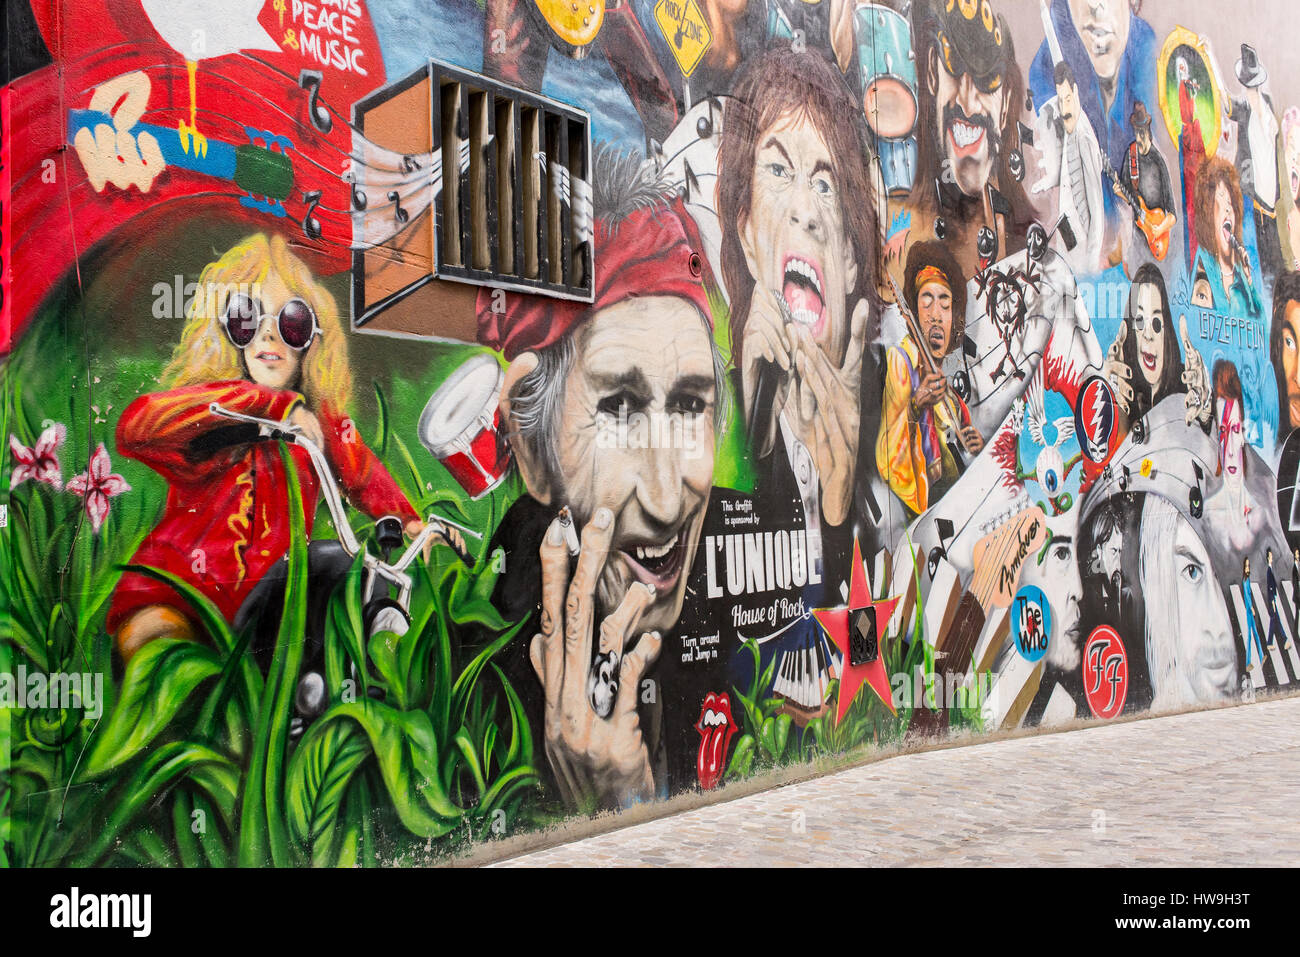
[556, 506, 581, 556]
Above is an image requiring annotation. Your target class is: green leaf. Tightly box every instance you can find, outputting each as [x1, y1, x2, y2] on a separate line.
[725, 734, 755, 780]
[83, 639, 222, 777]
[307, 699, 462, 838]
[239, 444, 308, 868]
[285, 718, 371, 864]
[773, 712, 792, 759]
[119, 563, 263, 716]
[72, 741, 239, 866]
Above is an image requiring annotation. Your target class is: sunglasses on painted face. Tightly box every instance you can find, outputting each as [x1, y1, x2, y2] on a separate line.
[1133, 313, 1164, 335]
[937, 32, 1004, 94]
[222, 294, 320, 351]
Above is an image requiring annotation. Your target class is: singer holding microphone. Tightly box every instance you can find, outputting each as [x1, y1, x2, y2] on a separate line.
[1190, 156, 1263, 318]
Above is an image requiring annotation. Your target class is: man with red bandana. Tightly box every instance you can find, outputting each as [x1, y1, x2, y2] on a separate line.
[481, 174, 737, 810]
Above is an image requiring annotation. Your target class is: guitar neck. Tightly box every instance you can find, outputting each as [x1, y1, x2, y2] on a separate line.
[890, 278, 964, 431]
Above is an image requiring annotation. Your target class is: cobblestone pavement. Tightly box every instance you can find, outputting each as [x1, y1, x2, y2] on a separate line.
[493, 697, 1300, 867]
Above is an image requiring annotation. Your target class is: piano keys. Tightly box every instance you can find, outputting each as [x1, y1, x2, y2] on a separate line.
[773, 634, 841, 712]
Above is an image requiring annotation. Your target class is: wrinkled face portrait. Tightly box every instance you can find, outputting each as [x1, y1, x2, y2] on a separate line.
[554, 296, 717, 635]
[1068, 0, 1132, 81]
[740, 108, 858, 367]
[929, 46, 1007, 198]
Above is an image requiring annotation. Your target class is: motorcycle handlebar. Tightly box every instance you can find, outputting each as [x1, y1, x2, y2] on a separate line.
[207, 403, 475, 569]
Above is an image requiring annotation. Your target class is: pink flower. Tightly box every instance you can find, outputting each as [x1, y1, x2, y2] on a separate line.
[66, 443, 131, 533]
[10, 424, 67, 491]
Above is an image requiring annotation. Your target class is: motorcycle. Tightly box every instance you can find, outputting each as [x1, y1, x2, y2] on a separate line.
[209, 403, 478, 737]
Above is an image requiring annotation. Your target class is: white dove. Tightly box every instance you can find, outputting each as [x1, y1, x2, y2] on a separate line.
[139, 0, 280, 156]
[1025, 373, 1076, 498]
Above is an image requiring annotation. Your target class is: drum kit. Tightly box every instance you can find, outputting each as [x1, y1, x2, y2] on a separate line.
[855, 2, 918, 196]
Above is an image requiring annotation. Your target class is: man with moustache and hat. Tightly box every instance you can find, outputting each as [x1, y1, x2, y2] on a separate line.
[1115, 100, 1176, 268]
[902, 0, 1036, 283]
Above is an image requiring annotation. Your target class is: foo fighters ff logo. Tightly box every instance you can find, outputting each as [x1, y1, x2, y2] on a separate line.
[1083, 625, 1128, 719]
[1076, 376, 1118, 464]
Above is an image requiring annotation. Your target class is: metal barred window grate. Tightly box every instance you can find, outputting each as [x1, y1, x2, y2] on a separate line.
[431, 60, 593, 302]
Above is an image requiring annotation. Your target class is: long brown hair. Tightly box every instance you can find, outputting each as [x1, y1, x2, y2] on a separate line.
[717, 42, 880, 370]
[907, 1, 1033, 230]
[1194, 157, 1244, 265]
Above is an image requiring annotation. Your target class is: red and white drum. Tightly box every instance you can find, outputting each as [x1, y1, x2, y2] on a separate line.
[419, 353, 511, 499]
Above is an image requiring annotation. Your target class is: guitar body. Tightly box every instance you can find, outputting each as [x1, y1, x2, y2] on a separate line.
[529, 0, 606, 57]
[1135, 197, 1174, 261]
[1107, 158, 1174, 261]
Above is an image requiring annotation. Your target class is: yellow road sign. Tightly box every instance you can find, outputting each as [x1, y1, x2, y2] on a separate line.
[653, 0, 712, 79]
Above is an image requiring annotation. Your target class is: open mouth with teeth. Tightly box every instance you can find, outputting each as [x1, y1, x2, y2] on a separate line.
[781, 254, 826, 337]
[620, 525, 689, 593]
[948, 117, 987, 158]
[694, 692, 738, 790]
[254, 350, 285, 364]
[1141, 349, 1158, 373]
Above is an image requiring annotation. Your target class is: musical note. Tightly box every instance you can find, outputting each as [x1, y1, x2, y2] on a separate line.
[928, 517, 956, 580]
[388, 190, 409, 225]
[301, 190, 322, 240]
[1190, 462, 1205, 518]
[298, 70, 333, 134]
[683, 159, 700, 204]
[344, 171, 367, 211]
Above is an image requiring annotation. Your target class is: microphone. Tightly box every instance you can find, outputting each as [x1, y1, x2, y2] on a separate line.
[747, 358, 783, 453]
[1226, 227, 1251, 276]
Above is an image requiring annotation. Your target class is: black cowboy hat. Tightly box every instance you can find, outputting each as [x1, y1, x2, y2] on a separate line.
[1235, 43, 1267, 88]
[1129, 100, 1152, 132]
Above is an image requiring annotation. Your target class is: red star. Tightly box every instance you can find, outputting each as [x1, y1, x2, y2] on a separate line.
[813, 539, 901, 723]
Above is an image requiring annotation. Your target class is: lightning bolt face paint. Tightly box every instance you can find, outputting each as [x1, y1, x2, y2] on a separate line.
[1076, 375, 1118, 465]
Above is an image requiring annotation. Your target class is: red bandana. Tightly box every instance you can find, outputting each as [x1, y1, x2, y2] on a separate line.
[476, 199, 713, 360]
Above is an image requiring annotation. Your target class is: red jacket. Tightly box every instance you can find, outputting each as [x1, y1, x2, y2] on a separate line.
[106, 380, 419, 633]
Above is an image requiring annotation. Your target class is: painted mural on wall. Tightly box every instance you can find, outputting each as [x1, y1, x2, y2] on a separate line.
[5, 0, 1300, 865]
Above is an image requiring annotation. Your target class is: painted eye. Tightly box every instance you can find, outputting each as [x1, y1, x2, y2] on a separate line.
[768, 163, 791, 180]
[1181, 562, 1204, 584]
[1044, 469, 1060, 494]
[596, 392, 634, 418]
[813, 177, 833, 196]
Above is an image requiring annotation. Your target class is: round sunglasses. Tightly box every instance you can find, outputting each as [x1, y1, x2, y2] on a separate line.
[222, 294, 320, 351]
[1133, 312, 1164, 335]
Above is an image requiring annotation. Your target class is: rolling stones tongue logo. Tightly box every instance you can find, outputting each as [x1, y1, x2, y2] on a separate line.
[695, 692, 739, 791]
